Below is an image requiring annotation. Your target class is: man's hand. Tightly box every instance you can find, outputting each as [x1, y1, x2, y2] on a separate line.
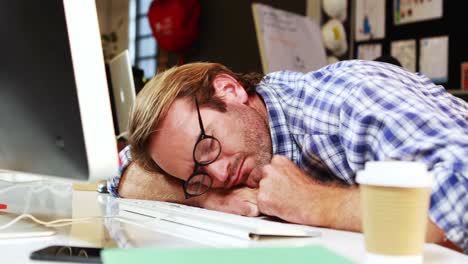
[250, 155, 326, 225]
[251, 155, 361, 231]
[198, 187, 259, 217]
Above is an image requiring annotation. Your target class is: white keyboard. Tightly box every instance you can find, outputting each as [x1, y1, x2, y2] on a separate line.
[116, 198, 321, 241]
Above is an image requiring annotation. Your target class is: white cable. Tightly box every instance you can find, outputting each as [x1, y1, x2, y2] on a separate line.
[0, 214, 118, 230]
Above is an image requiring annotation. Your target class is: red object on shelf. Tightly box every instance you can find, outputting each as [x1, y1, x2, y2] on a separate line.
[148, 0, 200, 53]
[461, 62, 468, 90]
[0, 203, 7, 209]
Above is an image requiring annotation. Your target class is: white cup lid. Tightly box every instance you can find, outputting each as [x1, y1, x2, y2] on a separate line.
[356, 161, 433, 188]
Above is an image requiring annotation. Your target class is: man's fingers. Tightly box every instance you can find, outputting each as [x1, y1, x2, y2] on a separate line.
[243, 201, 260, 216]
[224, 199, 259, 216]
[202, 187, 260, 217]
[246, 166, 264, 188]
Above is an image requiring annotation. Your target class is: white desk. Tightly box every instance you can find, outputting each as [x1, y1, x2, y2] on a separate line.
[0, 180, 466, 264]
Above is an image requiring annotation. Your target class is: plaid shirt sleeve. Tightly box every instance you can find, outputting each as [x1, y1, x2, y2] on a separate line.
[107, 145, 132, 197]
[338, 70, 468, 252]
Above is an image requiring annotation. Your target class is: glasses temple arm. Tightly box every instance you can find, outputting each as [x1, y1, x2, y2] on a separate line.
[195, 99, 206, 134]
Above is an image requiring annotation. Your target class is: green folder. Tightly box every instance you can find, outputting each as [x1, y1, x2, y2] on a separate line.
[101, 246, 355, 264]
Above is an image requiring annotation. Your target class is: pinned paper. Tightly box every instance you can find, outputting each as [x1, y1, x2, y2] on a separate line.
[391, 39, 416, 72]
[357, 43, 382, 61]
[419, 36, 448, 83]
[394, 0, 443, 25]
[355, 0, 385, 41]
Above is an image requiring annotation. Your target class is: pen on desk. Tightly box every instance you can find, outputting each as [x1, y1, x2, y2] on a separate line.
[0, 203, 7, 209]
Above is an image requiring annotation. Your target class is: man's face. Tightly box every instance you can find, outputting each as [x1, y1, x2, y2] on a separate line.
[149, 97, 272, 189]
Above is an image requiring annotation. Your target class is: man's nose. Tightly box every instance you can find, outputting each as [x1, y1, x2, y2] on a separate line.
[204, 158, 230, 185]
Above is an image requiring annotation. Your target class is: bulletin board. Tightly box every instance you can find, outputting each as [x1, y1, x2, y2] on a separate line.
[353, 0, 468, 90]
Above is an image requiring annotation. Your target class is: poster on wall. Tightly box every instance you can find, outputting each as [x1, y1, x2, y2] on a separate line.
[394, 0, 443, 25]
[391, 39, 416, 72]
[355, 0, 385, 41]
[419, 36, 448, 83]
[357, 43, 382, 61]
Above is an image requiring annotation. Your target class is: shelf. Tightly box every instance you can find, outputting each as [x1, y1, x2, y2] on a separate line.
[447, 89, 468, 102]
[447, 89, 468, 95]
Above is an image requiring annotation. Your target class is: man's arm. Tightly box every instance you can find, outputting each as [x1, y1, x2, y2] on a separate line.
[253, 155, 462, 252]
[338, 76, 468, 253]
[118, 162, 193, 203]
[117, 162, 259, 216]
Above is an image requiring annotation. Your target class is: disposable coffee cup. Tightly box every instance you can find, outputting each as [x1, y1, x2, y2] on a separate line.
[356, 161, 432, 264]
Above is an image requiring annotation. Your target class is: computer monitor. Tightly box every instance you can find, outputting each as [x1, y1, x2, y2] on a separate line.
[0, 0, 118, 182]
[108, 50, 136, 138]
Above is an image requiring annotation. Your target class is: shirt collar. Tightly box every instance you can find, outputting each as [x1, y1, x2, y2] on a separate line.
[256, 82, 296, 162]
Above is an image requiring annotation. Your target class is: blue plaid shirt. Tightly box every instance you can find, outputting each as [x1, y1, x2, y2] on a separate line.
[109, 60, 468, 252]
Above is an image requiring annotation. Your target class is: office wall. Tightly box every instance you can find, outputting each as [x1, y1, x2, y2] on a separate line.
[353, 1, 468, 90]
[96, 0, 129, 61]
[182, 0, 307, 73]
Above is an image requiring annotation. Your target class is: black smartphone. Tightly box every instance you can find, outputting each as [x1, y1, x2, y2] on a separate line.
[30, 245, 102, 263]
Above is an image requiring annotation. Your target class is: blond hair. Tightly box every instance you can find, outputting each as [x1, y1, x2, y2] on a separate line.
[128, 62, 263, 172]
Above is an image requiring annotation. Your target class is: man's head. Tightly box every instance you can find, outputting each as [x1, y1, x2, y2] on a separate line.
[128, 62, 272, 193]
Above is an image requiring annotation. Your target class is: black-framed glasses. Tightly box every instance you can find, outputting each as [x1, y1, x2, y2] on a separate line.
[183, 99, 222, 199]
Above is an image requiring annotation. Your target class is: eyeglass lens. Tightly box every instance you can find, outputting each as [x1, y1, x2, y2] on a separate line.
[185, 173, 213, 195]
[194, 137, 221, 164]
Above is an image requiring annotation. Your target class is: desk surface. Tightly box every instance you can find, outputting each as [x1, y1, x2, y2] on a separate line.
[0, 179, 466, 264]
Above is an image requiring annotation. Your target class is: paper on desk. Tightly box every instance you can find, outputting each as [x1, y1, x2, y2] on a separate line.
[101, 246, 355, 264]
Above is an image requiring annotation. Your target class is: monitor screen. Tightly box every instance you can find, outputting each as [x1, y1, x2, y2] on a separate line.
[0, 0, 118, 182]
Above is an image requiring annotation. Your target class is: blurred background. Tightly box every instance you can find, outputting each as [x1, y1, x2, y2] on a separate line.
[96, 0, 468, 100]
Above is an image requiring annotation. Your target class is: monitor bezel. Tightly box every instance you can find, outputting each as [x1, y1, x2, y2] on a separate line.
[63, 0, 118, 182]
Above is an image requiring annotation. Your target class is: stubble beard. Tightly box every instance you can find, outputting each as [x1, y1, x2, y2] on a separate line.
[227, 104, 272, 186]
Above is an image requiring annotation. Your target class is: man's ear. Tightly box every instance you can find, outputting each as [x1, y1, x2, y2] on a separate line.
[212, 74, 248, 104]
